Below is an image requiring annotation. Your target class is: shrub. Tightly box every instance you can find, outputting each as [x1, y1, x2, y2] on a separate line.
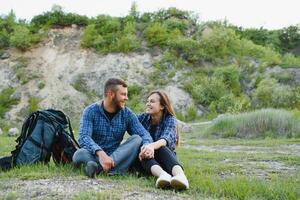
[31, 7, 89, 29]
[114, 33, 140, 53]
[204, 109, 300, 138]
[0, 87, 19, 118]
[167, 36, 204, 63]
[28, 96, 40, 113]
[281, 53, 300, 68]
[236, 38, 282, 66]
[81, 24, 98, 48]
[198, 26, 239, 60]
[163, 17, 190, 33]
[209, 93, 236, 114]
[253, 78, 296, 109]
[253, 78, 277, 108]
[213, 65, 241, 95]
[126, 85, 145, 113]
[186, 104, 198, 121]
[93, 15, 121, 35]
[143, 22, 169, 47]
[190, 76, 227, 106]
[0, 29, 10, 49]
[10, 25, 32, 50]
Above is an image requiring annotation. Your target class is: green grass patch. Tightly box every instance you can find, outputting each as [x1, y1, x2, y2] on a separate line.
[203, 109, 300, 138]
[0, 87, 19, 118]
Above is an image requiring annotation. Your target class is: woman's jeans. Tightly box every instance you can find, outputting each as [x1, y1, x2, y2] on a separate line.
[140, 146, 180, 175]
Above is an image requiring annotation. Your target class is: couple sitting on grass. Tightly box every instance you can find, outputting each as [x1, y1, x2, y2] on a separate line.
[72, 78, 189, 190]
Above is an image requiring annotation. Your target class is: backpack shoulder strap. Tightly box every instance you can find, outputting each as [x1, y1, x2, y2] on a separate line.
[11, 111, 40, 163]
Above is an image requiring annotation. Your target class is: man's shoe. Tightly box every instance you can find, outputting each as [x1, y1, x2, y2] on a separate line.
[85, 161, 100, 178]
[155, 173, 171, 188]
[170, 174, 189, 190]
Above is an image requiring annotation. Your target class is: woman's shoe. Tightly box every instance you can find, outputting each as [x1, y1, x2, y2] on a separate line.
[170, 174, 189, 190]
[155, 172, 171, 188]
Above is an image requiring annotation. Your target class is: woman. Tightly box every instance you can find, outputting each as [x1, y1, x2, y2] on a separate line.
[138, 90, 189, 190]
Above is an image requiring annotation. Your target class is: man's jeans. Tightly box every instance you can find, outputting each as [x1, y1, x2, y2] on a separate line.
[72, 135, 142, 175]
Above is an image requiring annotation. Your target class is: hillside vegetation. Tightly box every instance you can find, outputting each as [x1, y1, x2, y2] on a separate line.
[0, 4, 300, 128]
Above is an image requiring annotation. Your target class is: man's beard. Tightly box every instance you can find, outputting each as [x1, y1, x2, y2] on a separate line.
[112, 96, 124, 110]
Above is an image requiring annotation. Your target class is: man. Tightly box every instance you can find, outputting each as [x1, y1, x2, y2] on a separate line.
[73, 78, 154, 177]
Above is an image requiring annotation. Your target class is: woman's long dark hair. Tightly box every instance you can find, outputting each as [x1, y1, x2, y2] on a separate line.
[147, 90, 179, 146]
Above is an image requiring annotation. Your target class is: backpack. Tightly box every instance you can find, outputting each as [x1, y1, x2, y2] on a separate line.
[0, 109, 80, 171]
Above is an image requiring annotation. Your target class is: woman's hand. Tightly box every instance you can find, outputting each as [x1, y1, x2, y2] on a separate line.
[139, 144, 154, 160]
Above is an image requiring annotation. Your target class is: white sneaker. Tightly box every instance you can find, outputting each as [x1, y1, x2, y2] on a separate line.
[171, 174, 189, 190]
[155, 172, 171, 188]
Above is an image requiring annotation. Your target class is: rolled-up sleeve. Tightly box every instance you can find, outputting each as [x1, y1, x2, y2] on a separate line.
[127, 111, 153, 145]
[159, 116, 177, 150]
[78, 108, 102, 154]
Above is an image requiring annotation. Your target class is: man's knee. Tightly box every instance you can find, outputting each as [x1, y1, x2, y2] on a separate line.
[72, 148, 90, 166]
[129, 135, 142, 147]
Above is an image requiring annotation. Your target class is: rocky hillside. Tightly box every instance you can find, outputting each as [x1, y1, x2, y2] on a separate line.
[0, 27, 193, 125]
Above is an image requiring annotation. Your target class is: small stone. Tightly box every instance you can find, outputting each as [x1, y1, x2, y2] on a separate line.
[177, 120, 192, 133]
[0, 52, 10, 60]
[8, 127, 19, 136]
[71, 24, 78, 29]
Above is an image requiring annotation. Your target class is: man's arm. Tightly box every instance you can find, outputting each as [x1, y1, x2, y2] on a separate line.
[78, 108, 102, 154]
[127, 110, 153, 145]
[95, 150, 114, 172]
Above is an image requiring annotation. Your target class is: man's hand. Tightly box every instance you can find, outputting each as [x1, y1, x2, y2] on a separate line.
[139, 144, 154, 160]
[96, 150, 115, 172]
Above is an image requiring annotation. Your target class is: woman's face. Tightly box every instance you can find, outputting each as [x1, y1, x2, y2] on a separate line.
[146, 93, 164, 115]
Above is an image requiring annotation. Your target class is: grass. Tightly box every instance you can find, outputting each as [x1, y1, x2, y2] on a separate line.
[0, 122, 300, 199]
[203, 109, 300, 139]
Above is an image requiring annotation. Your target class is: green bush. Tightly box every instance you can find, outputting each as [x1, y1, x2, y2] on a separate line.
[126, 85, 145, 113]
[204, 109, 300, 138]
[190, 76, 227, 106]
[279, 25, 300, 52]
[253, 78, 277, 108]
[199, 26, 239, 60]
[28, 96, 40, 113]
[10, 25, 32, 50]
[0, 11, 16, 49]
[253, 78, 297, 109]
[270, 71, 293, 84]
[213, 66, 241, 95]
[81, 16, 140, 53]
[114, 33, 140, 53]
[163, 17, 190, 33]
[281, 53, 300, 68]
[31, 7, 88, 29]
[209, 93, 236, 113]
[81, 24, 98, 48]
[144, 22, 169, 47]
[0, 29, 10, 49]
[0, 87, 19, 118]
[167, 36, 204, 63]
[186, 104, 198, 121]
[236, 38, 282, 66]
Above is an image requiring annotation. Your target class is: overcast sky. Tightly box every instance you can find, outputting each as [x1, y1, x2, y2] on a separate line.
[1, 0, 299, 30]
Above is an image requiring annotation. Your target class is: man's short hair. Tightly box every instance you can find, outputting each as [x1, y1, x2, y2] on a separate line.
[104, 78, 127, 96]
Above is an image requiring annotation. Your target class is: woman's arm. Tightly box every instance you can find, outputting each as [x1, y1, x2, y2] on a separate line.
[149, 139, 167, 150]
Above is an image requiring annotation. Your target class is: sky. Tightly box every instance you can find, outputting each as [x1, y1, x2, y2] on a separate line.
[0, 0, 299, 30]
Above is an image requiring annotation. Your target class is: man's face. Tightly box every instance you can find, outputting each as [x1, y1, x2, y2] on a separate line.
[111, 85, 128, 109]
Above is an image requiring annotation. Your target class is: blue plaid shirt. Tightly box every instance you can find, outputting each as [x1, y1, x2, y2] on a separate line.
[137, 113, 177, 151]
[78, 102, 153, 155]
